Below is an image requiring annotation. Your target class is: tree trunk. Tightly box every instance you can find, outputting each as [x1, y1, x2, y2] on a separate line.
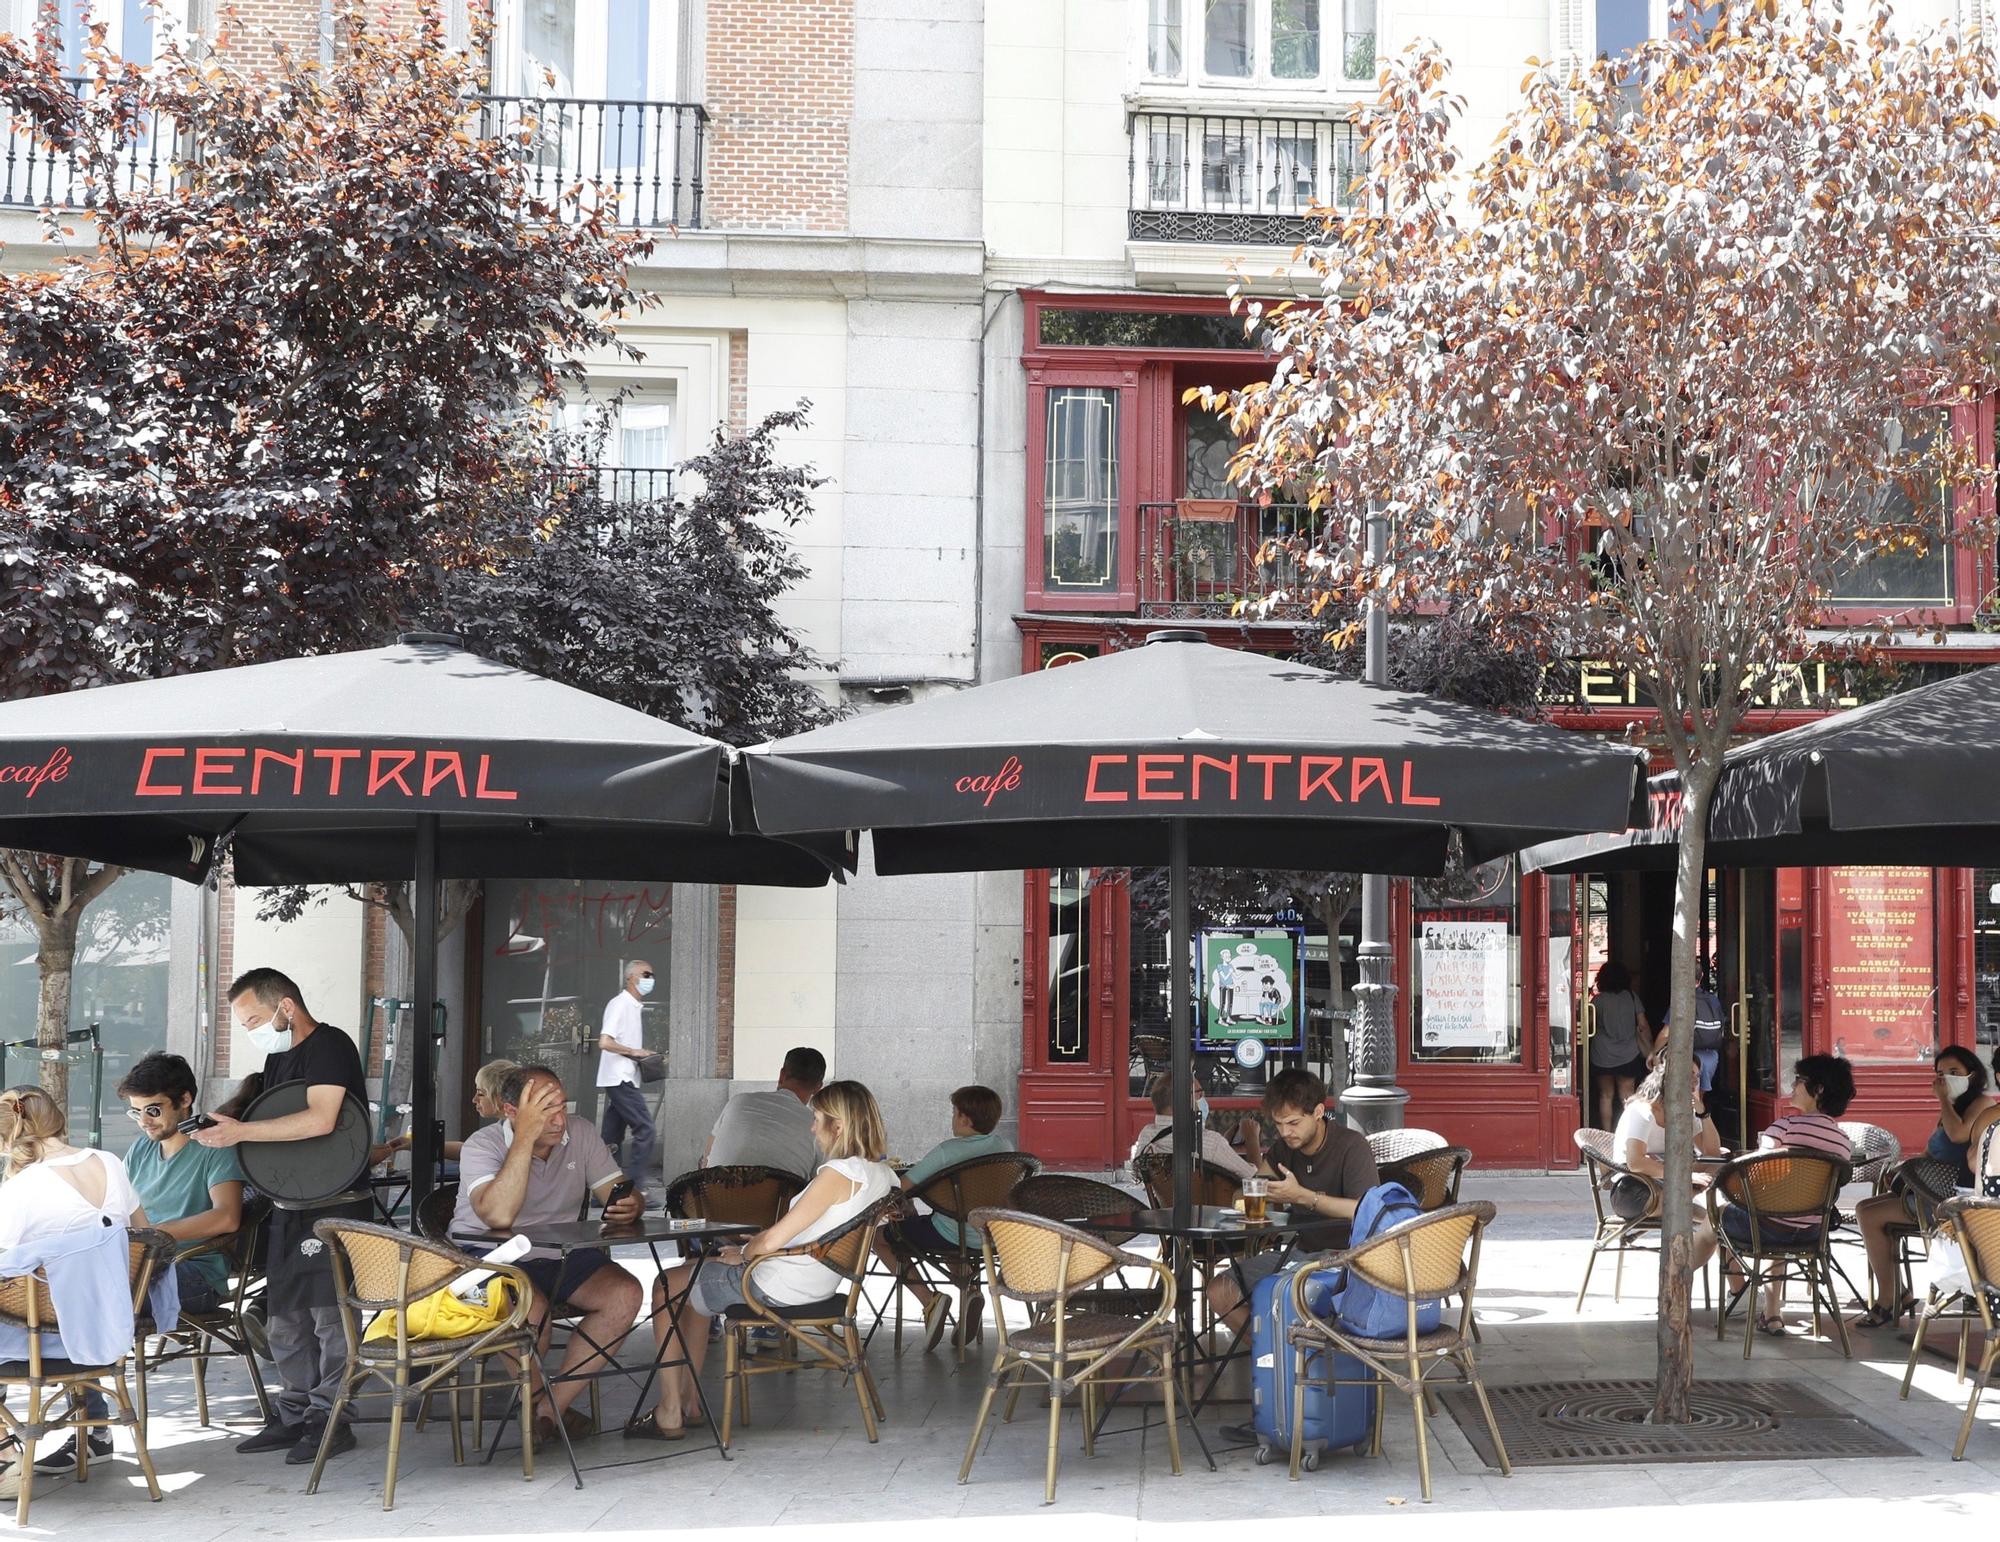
[1652, 759, 1719, 1424]
[33, 930, 78, 1104]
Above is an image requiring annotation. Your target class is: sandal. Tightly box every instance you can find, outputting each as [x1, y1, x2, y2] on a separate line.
[622, 1409, 685, 1443]
[1853, 1305, 1897, 1329]
[1755, 1314, 1787, 1336]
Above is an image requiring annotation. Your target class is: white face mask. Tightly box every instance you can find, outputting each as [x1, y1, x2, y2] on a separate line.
[246, 1012, 293, 1057]
[1942, 1072, 1972, 1100]
[636, 976, 655, 997]
[1195, 1095, 1210, 1123]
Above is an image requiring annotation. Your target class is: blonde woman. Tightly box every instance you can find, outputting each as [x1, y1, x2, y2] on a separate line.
[0, 1087, 148, 1490]
[444, 1059, 520, 1162]
[626, 1079, 895, 1441]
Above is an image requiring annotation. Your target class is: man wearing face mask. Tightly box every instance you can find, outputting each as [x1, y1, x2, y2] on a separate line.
[194, 966, 368, 1465]
[597, 959, 658, 1194]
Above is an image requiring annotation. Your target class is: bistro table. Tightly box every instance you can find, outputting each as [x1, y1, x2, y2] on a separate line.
[456, 1214, 755, 1487]
[1067, 1203, 1325, 1468]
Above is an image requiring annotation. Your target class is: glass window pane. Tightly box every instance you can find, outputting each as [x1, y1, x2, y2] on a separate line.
[1184, 408, 1236, 498]
[1044, 387, 1120, 592]
[1594, 0, 1650, 59]
[1204, 0, 1252, 77]
[1264, 132, 1317, 213]
[1343, 0, 1376, 80]
[1048, 869, 1092, 1065]
[1271, 0, 1320, 79]
[1830, 412, 1955, 605]
[1412, 861, 1523, 1064]
[1976, 869, 2000, 1066]
[521, 0, 578, 94]
[121, 0, 153, 67]
[1148, 0, 1184, 76]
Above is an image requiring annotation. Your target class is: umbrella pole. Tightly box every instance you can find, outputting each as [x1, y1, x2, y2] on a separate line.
[1168, 818, 1193, 1225]
[410, 813, 439, 1211]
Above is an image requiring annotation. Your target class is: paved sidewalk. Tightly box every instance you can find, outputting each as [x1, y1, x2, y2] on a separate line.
[17, 1171, 2000, 1541]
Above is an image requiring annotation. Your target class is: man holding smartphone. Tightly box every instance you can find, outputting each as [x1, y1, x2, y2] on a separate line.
[449, 1065, 644, 1444]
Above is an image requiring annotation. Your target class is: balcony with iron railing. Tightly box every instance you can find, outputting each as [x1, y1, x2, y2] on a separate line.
[547, 465, 677, 505]
[1, 78, 706, 229]
[1127, 111, 1364, 245]
[1138, 500, 1320, 616]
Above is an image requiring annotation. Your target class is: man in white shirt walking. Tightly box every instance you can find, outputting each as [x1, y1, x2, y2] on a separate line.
[598, 959, 658, 1193]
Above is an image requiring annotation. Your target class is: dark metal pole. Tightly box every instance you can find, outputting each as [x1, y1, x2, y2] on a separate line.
[1168, 817, 1194, 1222]
[410, 813, 440, 1210]
[1340, 507, 1408, 1135]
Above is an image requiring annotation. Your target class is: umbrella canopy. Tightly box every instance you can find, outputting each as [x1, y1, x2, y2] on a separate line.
[0, 636, 844, 1206]
[0, 636, 841, 887]
[741, 632, 1646, 1219]
[740, 633, 1648, 874]
[1523, 664, 2000, 876]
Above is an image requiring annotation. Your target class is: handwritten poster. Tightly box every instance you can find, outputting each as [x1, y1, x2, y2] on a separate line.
[1826, 866, 1936, 1063]
[1418, 918, 1511, 1053]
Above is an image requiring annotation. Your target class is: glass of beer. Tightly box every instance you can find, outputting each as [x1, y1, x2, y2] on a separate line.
[1242, 1175, 1269, 1224]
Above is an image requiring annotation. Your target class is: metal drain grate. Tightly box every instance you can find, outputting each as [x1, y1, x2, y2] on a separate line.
[1438, 1379, 1917, 1467]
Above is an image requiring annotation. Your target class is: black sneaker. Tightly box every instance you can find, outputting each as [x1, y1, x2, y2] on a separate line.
[236, 1420, 304, 1455]
[33, 1430, 112, 1473]
[286, 1420, 356, 1466]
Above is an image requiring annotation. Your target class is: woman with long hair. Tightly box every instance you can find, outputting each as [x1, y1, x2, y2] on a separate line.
[1589, 960, 1655, 1131]
[0, 1086, 149, 1489]
[1853, 1045, 2000, 1327]
[628, 1079, 895, 1440]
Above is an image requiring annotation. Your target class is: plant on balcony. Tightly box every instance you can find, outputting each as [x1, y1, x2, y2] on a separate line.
[1218, 6, 2000, 1422]
[0, 4, 657, 1089]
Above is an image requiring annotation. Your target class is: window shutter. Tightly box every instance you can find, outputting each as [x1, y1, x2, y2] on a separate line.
[1550, 0, 1588, 73]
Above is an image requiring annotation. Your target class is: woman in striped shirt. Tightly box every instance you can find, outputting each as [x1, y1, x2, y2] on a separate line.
[1696, 1054, 1856, 1336]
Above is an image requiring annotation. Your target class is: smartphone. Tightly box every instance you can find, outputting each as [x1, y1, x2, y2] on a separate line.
[602, 1179, 636, 1213]
[176, 1114, 218, 1134]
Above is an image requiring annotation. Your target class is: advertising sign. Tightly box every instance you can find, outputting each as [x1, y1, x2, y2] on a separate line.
[1416, 916, 1512, 1054]
[1199, 929, 1302, 1047]
[1827, 866, 1937, 1063]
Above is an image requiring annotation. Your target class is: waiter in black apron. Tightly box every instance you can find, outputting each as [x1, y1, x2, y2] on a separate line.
[195, 966, 369, 1465]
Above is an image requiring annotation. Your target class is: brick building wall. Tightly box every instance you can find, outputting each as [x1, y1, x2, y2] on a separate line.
[702, 0, 853, 231]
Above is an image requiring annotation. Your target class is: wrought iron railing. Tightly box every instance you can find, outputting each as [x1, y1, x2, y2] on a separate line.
[0, 83, 707, 229]
[548, 465, 676, 505]
[474, 95, 706, 230]
[1138, 500, 1319, 615]
[0, 77, 175, 208]
[1127, 110, 1364, 244]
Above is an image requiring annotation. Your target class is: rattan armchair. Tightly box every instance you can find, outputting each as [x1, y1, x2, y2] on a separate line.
[1573, 1128, 1665, 1308]
[1285, 1201, 1508, 1502]
[0, 1227, 171, 1525]
[1378, 1146, 1471, 1212]
[1130, 1147, 1244, 1208]
[414, 1183, 458, 1244]
[717, 1194, 901, 1448]
[1707, 1148, 1852, 1360]
[1881, 1155, 1963, 1312]
[134, 1198, 273, 1430]
[886, 1151, 1041, 1357]
[1897, 1197, 2000, 1461]
[959, 1206, 1181, 1505]
[310, 1219, 538, 1511]
[1839, 1122, 1903, 1192]
[665, 1164, 806, 1229]
[1367, 1128, 1449, 1167]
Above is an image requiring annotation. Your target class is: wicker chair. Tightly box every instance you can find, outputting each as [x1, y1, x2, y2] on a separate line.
[0, 1227, 171, 1525]
[1707, 1149, 1852, 1360]
[1007, 1173, 1162, 1319]
[1897, 1197, 2000, 1461]
[664, 1164, 806, 1230]
[414, 1183, 458, 1244]
[1377, 1146, 1471, 1212]
[1285, 1201, 1508, 1501]
[310, 1219, 538, 1511]
[715, 1194, 900, 1449]
[1131, 1148, 1244, 1209]
[1367, 1128, 1449, 1167]
[1572, 1128, 1664, 1308]
[134, 1198, 274, 1430]
[1840, 1122, 1903, 1192]
[958, 1206, 1181, 1505]
[887, 1151, 1041, 1357]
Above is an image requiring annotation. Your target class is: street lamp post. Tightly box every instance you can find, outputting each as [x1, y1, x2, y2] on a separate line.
[1339, 507, 1408, 1135]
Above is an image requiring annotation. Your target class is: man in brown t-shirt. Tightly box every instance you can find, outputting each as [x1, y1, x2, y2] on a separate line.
[1207, 1067, 1378, 1331]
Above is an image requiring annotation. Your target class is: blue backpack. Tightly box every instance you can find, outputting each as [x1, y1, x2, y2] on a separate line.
[1332, 1181, 1444, 1338]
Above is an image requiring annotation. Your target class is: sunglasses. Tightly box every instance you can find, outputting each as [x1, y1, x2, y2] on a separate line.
[125, 1102, 173, 1121]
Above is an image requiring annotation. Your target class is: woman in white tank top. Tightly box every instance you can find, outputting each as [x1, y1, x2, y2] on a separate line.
[629, 1080, 895, 1440]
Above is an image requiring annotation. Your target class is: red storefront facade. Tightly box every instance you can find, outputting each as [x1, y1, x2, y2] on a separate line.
[1012, 287, 2000, 1170]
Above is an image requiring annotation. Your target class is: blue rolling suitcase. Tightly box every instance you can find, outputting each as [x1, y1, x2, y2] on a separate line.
[1248, 1263, 1375, 1470]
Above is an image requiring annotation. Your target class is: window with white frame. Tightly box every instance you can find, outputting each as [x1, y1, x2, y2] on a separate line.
[25, 0, 186, 70]
[491, 0, 681, 102]
[1142, 0, 1379, 90]
[559, 381, 680, 504]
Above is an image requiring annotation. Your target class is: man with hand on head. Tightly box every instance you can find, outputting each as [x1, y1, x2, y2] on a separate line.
[194, 967, 368, 1466]
[449, 1065, 644, 1446]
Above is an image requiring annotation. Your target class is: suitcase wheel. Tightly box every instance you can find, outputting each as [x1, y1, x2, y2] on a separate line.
[1301, 1448, 1322, 1473]
[1254, 1443, 1274, 1466]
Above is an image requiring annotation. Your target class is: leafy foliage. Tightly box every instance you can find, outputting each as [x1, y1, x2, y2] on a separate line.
[1221, 3, 2000, 1417]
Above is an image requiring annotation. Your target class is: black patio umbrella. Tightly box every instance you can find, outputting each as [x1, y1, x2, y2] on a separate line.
[739, 632, 1647, 1209]
[1523, 664, 2000, 876]
[0, 635, 844, 1204]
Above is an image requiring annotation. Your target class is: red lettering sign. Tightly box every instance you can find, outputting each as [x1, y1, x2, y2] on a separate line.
[1400, 762, 1441, 807]
[191, 747, 245, 796]
[954, 755, 1024, 807]
[135, 747, 185, 796]
[1191, 754, 1238, 800]
[1135, 755, 1183, 801]
[251, 747, 305, 796]
[1083, 755, 1129, 803]
[1068, 750, 1446, 813]
[473, 754, 519, 802]
[125, 743, 527, 805]
[1299, 756, 1345, 802]
[368, 749, 417, 798]
[0, 747, 72, 799]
